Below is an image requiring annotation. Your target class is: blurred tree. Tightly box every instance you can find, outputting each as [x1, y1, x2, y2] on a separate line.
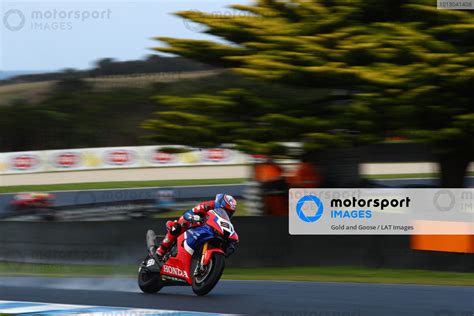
[149, 0, 473, 187]
[143, 85, 356, 151]
[95, 58, 117, 76]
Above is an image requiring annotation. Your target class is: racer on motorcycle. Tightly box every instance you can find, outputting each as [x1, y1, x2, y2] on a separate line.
[153, 193, 237, 264]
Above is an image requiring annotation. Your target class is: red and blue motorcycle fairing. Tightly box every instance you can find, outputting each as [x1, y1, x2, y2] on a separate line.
[138, 208, 239, 296]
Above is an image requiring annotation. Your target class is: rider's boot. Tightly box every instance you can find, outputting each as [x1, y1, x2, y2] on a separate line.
[155, 230, 174, 257]
[148, 219, 187, 272]
[146, 239, 170, 272]
[153, 245, 167, 265]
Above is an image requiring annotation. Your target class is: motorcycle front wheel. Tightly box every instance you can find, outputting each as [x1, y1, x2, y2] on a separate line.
[192, 252, 225, 296]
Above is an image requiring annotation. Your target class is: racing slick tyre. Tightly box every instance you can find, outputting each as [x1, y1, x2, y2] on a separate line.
[138, 262, 163, 293]
[192, 252, 225, 296]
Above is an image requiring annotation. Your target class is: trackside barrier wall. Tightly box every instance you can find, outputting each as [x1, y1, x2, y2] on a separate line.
[0, 217, 472, 271]
[0, 146, 249, 175]
[0, 142, 439, 175]
[0, 184, 247, 215]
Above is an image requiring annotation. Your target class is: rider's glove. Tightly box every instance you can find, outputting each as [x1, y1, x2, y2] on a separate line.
[183, 211, 201, 223]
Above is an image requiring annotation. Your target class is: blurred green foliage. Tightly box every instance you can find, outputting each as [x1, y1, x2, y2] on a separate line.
[0, 72, 222, 151]
[0, 83, 154, 151]
[143, 82, 355, 152]
[149, 0, 473, 186]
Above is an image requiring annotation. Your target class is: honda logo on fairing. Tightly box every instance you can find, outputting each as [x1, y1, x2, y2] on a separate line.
[163, 265, 189, 278]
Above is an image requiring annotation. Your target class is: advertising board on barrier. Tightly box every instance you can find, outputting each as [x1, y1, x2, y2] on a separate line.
[149, 149, 177, 165]
[0, 146, 250, 175]
[50, 151, 84, 169]
[103, 149, 138, 166]
[4, 153, 42, 172]
[289, 188, 474, 235]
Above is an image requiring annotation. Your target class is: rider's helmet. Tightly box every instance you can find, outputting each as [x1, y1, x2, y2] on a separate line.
[215, 193, 237, 217]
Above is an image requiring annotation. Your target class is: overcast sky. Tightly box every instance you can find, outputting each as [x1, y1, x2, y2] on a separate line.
[0, 0, 250, 72]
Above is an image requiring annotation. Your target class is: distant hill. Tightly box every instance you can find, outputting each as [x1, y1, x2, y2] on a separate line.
[0, 70, 221, 107]
[0, 70, 48, 80]
[0, 71, 238, 152]
[0, 55, 214, 85]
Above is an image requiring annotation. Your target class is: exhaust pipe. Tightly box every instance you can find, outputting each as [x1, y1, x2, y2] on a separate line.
[146, 229, 157, 255]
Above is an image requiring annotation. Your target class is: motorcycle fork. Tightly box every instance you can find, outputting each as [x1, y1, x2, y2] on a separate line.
[193, 242, 208, 277]
[200, 242, 208, 266]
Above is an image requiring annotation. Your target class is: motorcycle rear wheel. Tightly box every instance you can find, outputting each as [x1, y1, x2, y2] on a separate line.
[192, 252, 225, 296]
[138, 265, 163, 293]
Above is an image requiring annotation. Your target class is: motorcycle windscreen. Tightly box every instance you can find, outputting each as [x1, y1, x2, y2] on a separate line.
[213, 207, 231, 220]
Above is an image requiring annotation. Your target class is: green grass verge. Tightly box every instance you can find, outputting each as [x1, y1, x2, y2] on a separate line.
[0, 263, 472, 286]
[364, 171, 474, 180]
[0, 178, 247, 194]
[2, 172, 472, 194]
[224, 266, 474, 286]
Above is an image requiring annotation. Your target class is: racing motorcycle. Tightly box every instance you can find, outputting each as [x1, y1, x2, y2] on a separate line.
[138, 208, 239, 296]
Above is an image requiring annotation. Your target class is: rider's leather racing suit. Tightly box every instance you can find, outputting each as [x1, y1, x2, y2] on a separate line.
[156, 200, 216, 257]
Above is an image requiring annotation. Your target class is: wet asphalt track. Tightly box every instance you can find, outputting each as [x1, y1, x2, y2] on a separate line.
[0, 277, 472, 315]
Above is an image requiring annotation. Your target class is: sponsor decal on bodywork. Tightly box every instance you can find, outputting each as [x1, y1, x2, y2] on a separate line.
[162, 265, 189, 279]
